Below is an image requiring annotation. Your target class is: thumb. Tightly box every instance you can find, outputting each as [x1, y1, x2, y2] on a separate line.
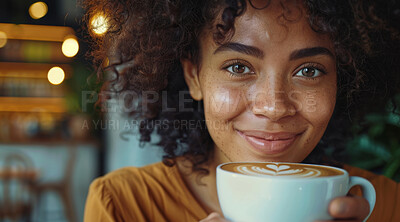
[200, 212, 229, 222]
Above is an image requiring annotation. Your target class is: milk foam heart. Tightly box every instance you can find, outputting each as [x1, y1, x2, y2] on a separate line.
[266, 164, 290, 171]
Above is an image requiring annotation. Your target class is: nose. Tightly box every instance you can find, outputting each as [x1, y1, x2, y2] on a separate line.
[251, 81, 297, 122]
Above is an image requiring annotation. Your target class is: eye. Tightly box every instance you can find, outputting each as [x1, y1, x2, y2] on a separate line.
[294, 64, 327, 78]
[223, 60, 255, 77]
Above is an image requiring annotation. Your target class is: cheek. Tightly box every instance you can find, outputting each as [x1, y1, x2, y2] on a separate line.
[202, 84, 247, 122]
[203, 87, 245, 121]
[295, 88, 336, 129]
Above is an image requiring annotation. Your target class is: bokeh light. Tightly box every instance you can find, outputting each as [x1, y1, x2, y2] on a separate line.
[0, 31, 7, 48]
[62, 37, 79, 57]
[29, 2, 48, 20]
[47, 67, 65, 85]
[103, 57, 110, 67]
[90, 13, 109, 35]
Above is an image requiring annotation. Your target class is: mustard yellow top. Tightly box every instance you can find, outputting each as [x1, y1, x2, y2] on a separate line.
[84, 162, 400, 222]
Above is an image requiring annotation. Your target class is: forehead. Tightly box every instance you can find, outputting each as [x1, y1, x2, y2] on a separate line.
[201, 0, 334, 55]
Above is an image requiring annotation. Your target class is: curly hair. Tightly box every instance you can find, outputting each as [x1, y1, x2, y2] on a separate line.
[83, 0, 400, 173]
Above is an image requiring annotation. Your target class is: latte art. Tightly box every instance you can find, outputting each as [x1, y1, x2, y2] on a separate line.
[237, 165, 321, 178]
[222, 162, 344, 178]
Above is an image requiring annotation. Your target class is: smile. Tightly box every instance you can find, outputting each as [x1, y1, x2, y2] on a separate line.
[236, 130, 304, 155]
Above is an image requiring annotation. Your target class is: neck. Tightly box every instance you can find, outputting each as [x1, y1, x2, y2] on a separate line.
[177, 148, 229, 214]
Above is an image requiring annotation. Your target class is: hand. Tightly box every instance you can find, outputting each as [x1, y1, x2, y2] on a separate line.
[315, 196, 370, 222]
[200, 212, 229, 222]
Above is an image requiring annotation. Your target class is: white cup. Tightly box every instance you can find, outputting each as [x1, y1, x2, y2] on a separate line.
[217, 162, 376, 222]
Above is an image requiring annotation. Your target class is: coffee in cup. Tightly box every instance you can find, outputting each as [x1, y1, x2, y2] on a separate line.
[221, 162, 344, 178]
[217, 162, 376, 222]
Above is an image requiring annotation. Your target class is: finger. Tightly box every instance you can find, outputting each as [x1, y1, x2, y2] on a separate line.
[329, 196, 370, 219]
[199, 212, 229, 222]
[314, 220, 363, 222]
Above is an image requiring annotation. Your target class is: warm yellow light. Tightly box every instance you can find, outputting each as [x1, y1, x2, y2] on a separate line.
[103, 57, 110, 67]
[0, 31, 7, 48]
[47, 67, 65, 85]
[62, 37, 79, 57]
[29, 2, 48, 19]
[91, 13, 109, 35]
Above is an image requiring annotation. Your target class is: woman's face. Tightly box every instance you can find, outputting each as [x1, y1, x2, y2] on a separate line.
[183, 1, 337, 164]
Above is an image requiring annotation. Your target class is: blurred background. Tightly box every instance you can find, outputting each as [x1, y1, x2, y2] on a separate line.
[0, 0, 398, 222]
[0, 0, 161, 222]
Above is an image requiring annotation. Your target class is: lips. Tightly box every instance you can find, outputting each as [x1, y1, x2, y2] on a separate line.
[236, 130, 303, 155]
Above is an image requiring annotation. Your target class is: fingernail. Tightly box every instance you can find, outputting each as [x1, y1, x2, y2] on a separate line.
[333, 202, 347, 215]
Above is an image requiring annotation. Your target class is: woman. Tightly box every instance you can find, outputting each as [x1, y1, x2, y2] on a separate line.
[83, 0, 400, 221]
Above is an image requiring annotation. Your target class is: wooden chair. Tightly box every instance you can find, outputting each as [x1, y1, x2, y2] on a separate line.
[32, 144, 77, 222]
[0, 152, 38, 222]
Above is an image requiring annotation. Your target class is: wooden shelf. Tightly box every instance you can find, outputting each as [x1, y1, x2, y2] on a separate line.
[0, 138, 100, 147]
[0, 97, 67, 113]
[0, 62, 72, 79]
[0, 23, 75, 42]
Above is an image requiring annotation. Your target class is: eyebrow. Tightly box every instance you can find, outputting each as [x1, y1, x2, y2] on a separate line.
[289, 47, 334, 60]
[214, 42, 265, 59]
[213, 42, 334, 61]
